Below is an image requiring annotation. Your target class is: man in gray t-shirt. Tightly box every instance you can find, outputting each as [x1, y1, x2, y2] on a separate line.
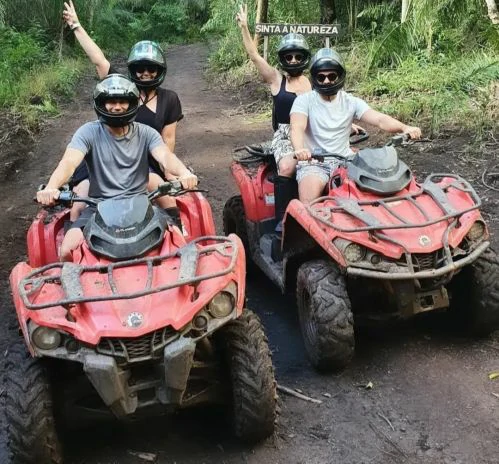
[37, 74, 197, 261]
[290, 48, 421, 203]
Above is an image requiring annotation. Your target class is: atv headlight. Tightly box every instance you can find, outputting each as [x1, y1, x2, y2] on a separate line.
[344, 243, 366, 263]
[467, 221, 485, 241]
[208, 292, 234, 318]
[32, 326, 62, 350]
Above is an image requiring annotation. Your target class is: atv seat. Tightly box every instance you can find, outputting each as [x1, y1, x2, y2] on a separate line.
[233, 141, 277, 172]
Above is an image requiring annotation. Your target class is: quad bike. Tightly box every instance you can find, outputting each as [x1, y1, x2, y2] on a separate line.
[224, 134, 499, 372]
[6, 180, 276, 464]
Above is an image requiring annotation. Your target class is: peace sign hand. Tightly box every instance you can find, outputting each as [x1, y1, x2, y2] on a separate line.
[63, 0, 80, 28]
[236, 4, 248, 29]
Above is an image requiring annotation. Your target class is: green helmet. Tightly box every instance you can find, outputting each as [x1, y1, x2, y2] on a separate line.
[127, 40, 167, 90]
[93, 74, 139, 127]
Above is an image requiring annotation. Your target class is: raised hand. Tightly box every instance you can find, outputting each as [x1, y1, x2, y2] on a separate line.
[236, 4, 248, 29]
[63, 0, 79, 28]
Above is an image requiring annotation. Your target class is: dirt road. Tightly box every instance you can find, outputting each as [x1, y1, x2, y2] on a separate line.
[0, 43, 498, 464]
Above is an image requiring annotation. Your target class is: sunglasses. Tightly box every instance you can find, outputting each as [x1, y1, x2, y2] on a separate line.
[134, 65, 159, 74]
[316, 72, 339, 83]
[284, 53, 304, 63]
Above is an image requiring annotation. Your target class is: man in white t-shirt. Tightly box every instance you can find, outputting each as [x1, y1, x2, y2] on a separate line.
[290, 48, 422, 203]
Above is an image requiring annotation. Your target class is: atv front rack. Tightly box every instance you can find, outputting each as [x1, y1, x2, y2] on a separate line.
[19, 236, 238, 310]
[307, 174, 483, 269]
[309, 174, 481, 233]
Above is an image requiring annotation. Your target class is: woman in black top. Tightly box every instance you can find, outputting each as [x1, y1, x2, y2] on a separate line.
[236, 4, 312, 230]
[63, 1, 185, 223]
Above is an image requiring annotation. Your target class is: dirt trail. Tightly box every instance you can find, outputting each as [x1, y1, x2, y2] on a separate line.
[1, 43, 499, 464]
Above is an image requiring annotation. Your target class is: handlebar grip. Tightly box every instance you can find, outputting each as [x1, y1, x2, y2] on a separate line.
[350, 130, 369, 145]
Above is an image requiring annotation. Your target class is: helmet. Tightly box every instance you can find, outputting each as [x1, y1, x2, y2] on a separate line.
[93, 74, 140, 127]
[127, 40, 167, 90]
[310, 48, 346, 96]
[277, 33, 310, 77]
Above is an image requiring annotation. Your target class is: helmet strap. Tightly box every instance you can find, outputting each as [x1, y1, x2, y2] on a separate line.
[140, 89, 157, 105]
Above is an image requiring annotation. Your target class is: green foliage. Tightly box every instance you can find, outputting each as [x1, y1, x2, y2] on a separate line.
[0, 25, 84, 126]
[351, 52, 499, 133]
[0, 27, 47, 79]
[89, 0, 207, 50]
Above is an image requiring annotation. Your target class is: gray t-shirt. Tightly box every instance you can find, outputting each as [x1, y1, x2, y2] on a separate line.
[68, 121, 164, 199]
[291, 90, 370, 158]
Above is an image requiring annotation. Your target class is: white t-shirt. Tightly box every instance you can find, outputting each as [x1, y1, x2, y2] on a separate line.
[291, 90, 370, 158]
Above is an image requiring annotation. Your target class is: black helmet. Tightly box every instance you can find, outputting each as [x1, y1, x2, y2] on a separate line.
[127, 40, 167, 90]
[277, 33, 310, 77]
[93, 74, 139, 127]
[310, 48, 346, 96]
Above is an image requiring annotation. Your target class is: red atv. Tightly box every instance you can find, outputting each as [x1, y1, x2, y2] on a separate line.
[224, 135, 499, 372]
[7, 181, 276, 464]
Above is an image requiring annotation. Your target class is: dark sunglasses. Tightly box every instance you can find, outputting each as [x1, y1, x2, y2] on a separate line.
[316, 72, 339, 83]
[284, 53, 304, 63]
[134, 65, 159, 74]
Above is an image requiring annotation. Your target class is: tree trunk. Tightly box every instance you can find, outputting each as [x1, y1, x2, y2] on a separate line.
[320, 0, 336, 23]
[485, 0, 499, 24]
[401, 0, 410, 23]
[348, 0, 357, 31]
[254, 0, 268, 46]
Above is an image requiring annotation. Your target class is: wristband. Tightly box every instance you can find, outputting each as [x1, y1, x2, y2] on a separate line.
[70, 22, 81, 30]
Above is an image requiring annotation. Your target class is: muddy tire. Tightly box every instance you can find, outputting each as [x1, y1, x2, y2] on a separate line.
[219, 310, 276, 442]
[223, 196, 252, 269]
[449, 247, 499, 336]
[296, 260, 355, 372]
[5, 339, 63, 464]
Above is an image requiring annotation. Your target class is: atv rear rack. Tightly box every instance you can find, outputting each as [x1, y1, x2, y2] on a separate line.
[19, 236, 238, 310]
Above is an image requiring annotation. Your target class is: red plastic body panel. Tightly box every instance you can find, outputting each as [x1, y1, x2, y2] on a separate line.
[234, 160, 487, 264]
[14, 192, 238, 351]
[27, 209, 68, 268]
[230, 162, 275, 222]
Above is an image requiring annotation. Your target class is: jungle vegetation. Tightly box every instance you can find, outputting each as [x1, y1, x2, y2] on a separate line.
[0, 0, 498, 132]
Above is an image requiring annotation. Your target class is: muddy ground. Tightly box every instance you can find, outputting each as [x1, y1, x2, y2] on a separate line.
[0, 43, 498, 464]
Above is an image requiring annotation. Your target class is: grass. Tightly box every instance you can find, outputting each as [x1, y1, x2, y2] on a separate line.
[347, 51, 499, 135]
[0, 57, 86, 129]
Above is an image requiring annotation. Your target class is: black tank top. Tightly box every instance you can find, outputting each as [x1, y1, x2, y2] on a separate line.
[271, 76, 297, 131]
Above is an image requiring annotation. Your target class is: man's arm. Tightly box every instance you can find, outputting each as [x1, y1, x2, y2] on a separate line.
[63, 1, 110, 79]
[37, 147, 85, 205]
[290, 113, 311, 160]
[360, 109, 422, 139]
[150, 145, 198, 189]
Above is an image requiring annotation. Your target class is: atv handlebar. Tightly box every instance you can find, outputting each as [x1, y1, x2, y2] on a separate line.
[148, 180, 207, 201]
[349, 129, 369, 145]
[37, 180, 206, 207]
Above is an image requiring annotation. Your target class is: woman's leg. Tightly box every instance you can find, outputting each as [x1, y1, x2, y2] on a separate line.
[272, 125, 298, 230]
[70, 179, 89, 222]
[148, 172, 176, 209]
